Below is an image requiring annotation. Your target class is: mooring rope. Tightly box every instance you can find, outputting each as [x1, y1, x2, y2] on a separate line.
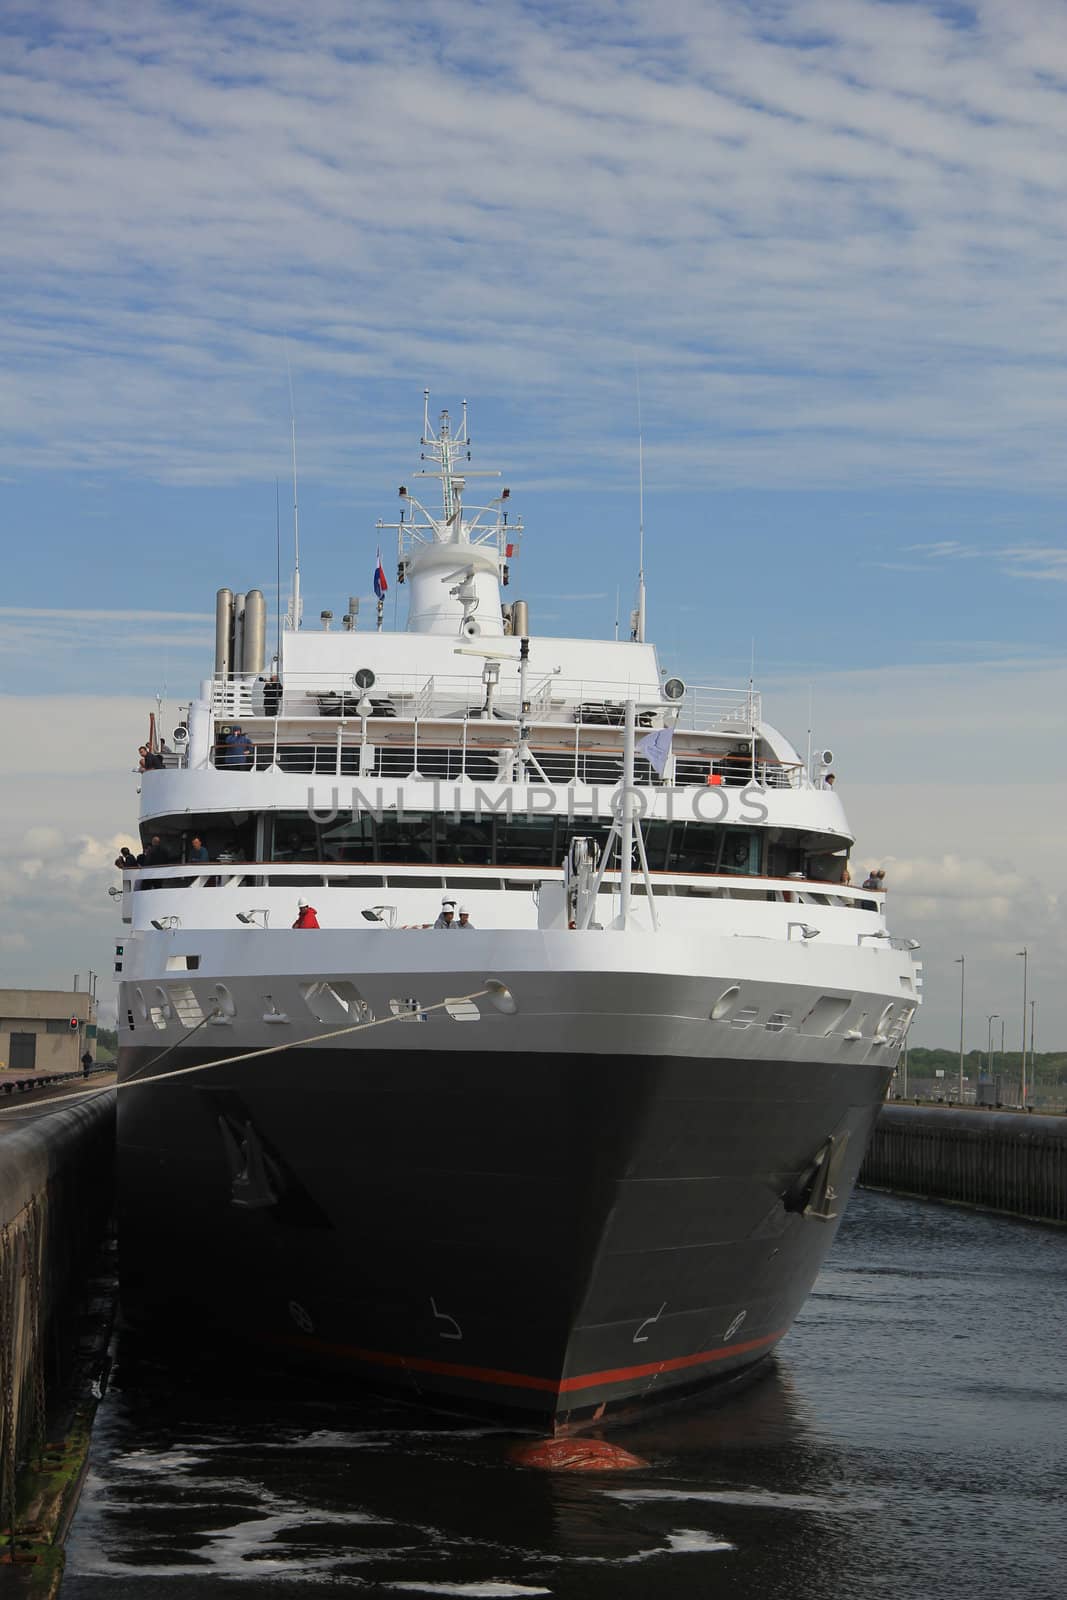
[0, 988, 492, 1119]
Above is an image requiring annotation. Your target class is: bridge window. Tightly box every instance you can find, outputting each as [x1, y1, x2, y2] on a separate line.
[318, 813, 375, 863]
[143, 810, 784, 878]
[272, 810, 320, 861]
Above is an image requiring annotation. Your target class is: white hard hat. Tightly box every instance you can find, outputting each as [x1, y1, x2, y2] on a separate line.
[298, 898, 309, 908]
[442, 897, 456, 907]
[458, 906, 470, 915]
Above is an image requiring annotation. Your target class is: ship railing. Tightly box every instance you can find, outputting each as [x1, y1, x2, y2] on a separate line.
[125, 858, 883, 911]
[206, 738, 803, 789]
[208, 671, 761, 733]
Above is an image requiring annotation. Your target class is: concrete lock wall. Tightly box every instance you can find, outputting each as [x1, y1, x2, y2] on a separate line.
[860, 1105, 1067, 1225]
[0, 1092, 114, 1521]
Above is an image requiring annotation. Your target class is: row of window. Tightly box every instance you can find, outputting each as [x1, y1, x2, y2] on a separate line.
[140, 811, 848, 880]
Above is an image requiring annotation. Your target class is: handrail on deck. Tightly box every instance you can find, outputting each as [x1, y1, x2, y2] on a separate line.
[209, 669, 762, 734]
[203, 738, 805, 787]
[126, 859, 880, 905]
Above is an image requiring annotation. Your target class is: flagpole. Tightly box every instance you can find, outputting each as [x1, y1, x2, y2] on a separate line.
[375, 546, 387, 633]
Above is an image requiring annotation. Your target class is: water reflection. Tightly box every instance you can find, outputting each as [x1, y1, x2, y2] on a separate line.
[62, 1192, 1066, 1599]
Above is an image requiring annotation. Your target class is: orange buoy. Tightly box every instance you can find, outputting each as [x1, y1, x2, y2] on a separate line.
[508, 1437, 647, 1471]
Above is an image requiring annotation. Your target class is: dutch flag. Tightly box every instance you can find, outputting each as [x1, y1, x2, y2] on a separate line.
[373, 548, 388, 600]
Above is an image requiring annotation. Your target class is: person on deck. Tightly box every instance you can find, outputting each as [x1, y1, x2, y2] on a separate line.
[225, 726, 254, 770]
[292, 899, 320, 929]
[188, 836, 209, 863]
[433, 898, 456, 929]
[455, 906, 474, 930]
[263, 674, 282, 717]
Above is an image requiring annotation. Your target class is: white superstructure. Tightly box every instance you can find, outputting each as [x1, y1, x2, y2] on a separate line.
[117, 396, 919, 1078]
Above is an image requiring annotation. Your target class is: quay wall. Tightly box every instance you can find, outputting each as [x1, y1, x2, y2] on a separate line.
[860, 1104, 1067, 1224]
[0, 1092, 114, 1523]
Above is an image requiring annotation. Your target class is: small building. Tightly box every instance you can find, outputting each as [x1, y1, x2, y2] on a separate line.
[0, 988, 97, 1076]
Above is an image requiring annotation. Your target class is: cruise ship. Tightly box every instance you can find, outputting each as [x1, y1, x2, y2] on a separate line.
[115, 396, 920, 1431]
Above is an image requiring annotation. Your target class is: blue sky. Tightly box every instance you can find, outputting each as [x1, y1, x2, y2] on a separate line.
[3, 0, 1066, 1048]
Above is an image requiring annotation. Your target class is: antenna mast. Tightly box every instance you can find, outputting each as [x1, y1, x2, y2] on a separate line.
[631, 374, 646, 642]
[275, 478, 282, 663]
[286, 358, 302, 632]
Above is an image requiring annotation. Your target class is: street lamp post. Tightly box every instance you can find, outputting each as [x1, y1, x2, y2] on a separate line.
[954, 955, 966, 1105]
[1017, 948, 1029, 1107]
[1030, 998, 1037, 1104]
[986, 1013, 999, 1081]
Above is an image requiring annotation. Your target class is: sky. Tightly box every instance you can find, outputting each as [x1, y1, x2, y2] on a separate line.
[2, 0, 1065, 1045]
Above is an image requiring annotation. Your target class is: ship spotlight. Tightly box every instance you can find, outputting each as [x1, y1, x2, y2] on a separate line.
[236, 909, 269, 927]
[787, 923, 820, 941]
[363, 905, 397, 927]
[484, 979, 518, 1015]
[150, 916, 180, 931]
[361, 908, 382, 922]
[108, 885, 122, 898]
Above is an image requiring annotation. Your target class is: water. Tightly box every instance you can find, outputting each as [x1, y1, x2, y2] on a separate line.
[61, 1192, 1066, 1598]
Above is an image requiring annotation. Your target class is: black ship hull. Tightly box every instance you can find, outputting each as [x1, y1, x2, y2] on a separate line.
[117, 1040, 889, 1429]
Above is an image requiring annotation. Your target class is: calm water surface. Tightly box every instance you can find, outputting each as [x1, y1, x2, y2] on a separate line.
[61, 1192, 1066, 1598]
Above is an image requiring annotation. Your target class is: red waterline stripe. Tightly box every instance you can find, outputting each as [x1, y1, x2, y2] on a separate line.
[274, 1327, 784, 1396]
[559, 1328, 784, 1392]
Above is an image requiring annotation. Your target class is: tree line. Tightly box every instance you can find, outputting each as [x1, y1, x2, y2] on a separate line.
[906, 1047, 1067, 1088]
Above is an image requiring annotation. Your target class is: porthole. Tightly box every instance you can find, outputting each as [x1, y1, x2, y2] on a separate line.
[133, 987, 148, 1023]
[710, 985, 741, 1021]
[153, 986, 173, 1020]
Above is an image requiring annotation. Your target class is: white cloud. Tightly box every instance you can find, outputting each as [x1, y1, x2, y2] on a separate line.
[902, 542, 1067, 583]
[5, 1, 1067, 487]
[1000, 546, 1067, 582]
